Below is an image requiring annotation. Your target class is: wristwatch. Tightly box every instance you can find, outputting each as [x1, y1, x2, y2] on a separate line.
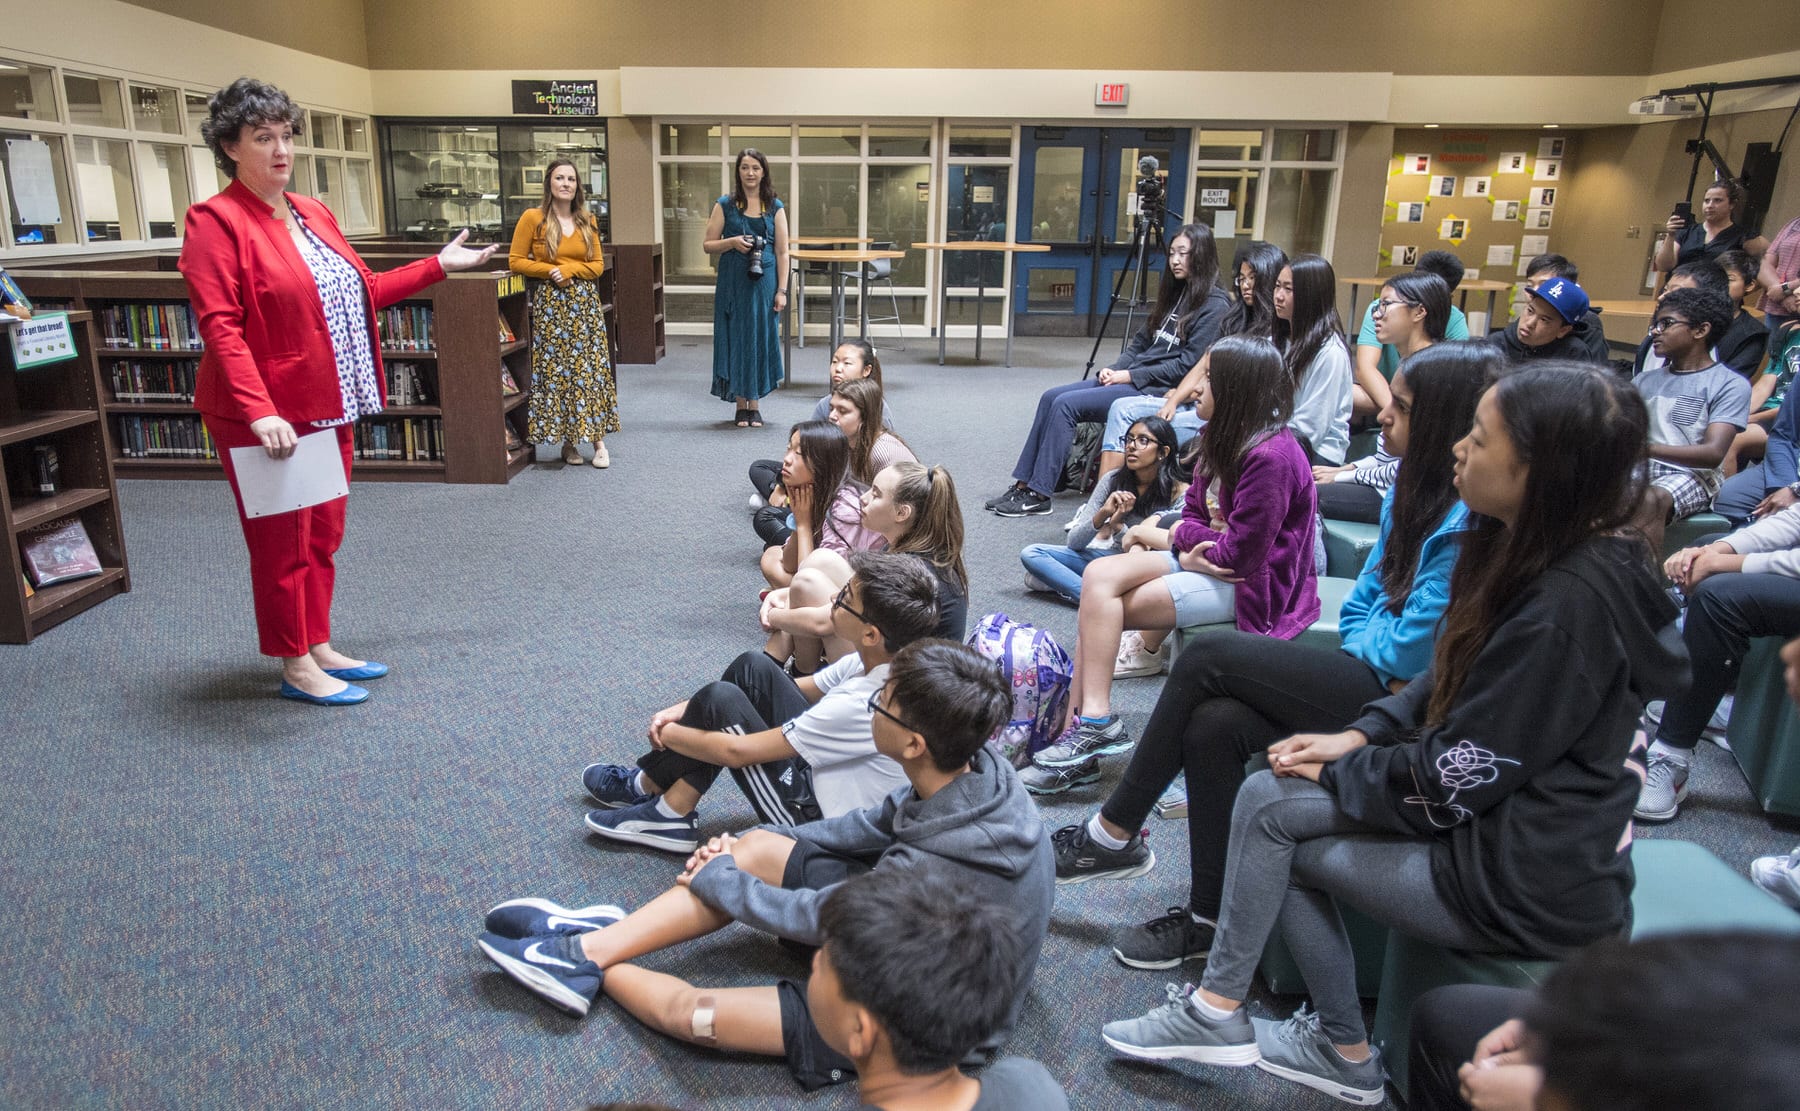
[1786, 480, 1800, 497]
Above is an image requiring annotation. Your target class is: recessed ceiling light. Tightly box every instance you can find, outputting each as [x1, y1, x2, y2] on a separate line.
[1423, 124, 1440, 129]
[1543, 123, 1560, 129]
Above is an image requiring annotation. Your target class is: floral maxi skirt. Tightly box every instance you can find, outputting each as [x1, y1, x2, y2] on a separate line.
[527, 278, 619, 444]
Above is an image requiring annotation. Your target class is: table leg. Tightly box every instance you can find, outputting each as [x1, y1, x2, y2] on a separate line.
[938, 253, 948, 366]
[1486, 289, 1500, 332]
[975, 265, 986, 362]
[781, 264, 793, 388]
[796, 264, 807, 349]
[858, 265, 870, 341]
[830, 265, 844, 353]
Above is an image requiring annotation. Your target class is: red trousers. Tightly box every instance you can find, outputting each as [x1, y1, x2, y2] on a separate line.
[206, 416, 354, 658]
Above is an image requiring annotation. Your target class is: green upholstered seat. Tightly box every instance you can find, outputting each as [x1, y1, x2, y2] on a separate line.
[1323, 519, 1380, 579]
[1725, 636, 1800, 819]
[1661, 512, 1732, 561]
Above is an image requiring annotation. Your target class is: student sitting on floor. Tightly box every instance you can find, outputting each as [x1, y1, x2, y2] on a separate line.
[1638, 502, 1800, 823]
[1027, 335, 1319, 773]
[1350, 250, 1468, 421]
[1486, 275, 1597, 364]
[807, 865, 1069, 1110]
[830, 376, 915, 484]
[1630, 286, 1751, 555]
[1099, 364, 1687, 1106]
[1042, 345, 1492, 979]
[763, 462, 971, 671]
[476, 640, 1054, 1095]
[759, 421, 884, 589]
[1715, 248, 1771, 378]
[1022, 416, 1187, 605]
[581, 552, 938, 852]
[749, 340, 889, 506]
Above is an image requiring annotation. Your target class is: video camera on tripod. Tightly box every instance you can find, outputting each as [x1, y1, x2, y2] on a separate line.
[1132, 155, 1166, 225]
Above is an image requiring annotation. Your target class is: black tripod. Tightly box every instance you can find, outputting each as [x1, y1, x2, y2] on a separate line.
[1084, 167, 1178, 379]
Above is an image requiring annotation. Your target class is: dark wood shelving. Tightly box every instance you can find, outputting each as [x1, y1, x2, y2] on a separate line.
[25, 567, 129, 622]
[614, 244, 666, 364]
[380, 349, 438, 360]
[502, 391, 530, 414]
[9, 487, 113, 534]
[0, 409, 98, 446]
[103, 401, 199, 414]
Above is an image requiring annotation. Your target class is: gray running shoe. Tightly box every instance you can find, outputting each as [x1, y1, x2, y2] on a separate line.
[1750, 845, 1800, 910]
[993, 490, 1054, 517]
[1052, 821, 1155, 884]
[1113, 907, 1215, 970]
[1034, 715, 1132, 768]
[1101, 982, 1260, 1066]
[1252, 1007, 1387, 1105]
[1633, 751, 1690, 822]
[1023, 758, 1102, 796]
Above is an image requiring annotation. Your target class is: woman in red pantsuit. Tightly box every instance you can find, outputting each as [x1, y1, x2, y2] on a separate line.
[180, 78, 496, 705]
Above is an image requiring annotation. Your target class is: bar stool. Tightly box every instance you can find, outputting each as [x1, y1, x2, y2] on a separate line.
[842, 241, 907, 350]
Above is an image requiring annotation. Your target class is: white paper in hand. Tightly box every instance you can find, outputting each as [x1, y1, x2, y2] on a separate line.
[229, 429, 349, 518]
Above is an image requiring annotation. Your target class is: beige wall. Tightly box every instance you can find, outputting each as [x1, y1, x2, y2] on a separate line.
[121, 0, 369, 68]
[606, 116, 656, 243]
[1651, 7, 1800, 74]
[1332, 124, 1394, 279]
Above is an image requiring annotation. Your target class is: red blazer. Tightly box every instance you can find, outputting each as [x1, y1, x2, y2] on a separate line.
[179, 178, 445, 425]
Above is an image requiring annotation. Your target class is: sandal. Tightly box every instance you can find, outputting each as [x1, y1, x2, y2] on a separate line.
[747, 408, 764, 428]
[735, 407, 752, 428]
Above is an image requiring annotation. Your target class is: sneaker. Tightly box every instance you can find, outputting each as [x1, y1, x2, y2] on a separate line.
[583, 799, 700, 853]
[993, 491, 1054, 518]
[1633, 751, 1690, 822]
[1750, 846, 1800, 910]
[1645, 697, 1732, 749]
[1024, 571, 1053, 593]
[748, 492, 766, 509]
[1052, 821, 1156, 884]
[1022, 758, 1103, 796]
[1063, 507, 1085, 531]
[583, 763, 652, 810]
[1114, 631, 1170, 678]
[476, 931, 603, 1016]
[1252, 1007, 1387, 1105]
[484, 898, 625, 940]
[1113, 907, 1215, 970]
[1101, 982, 1260, 1066]
[985, 487, 1026, 510]
[1034, 715, 1132, 768]
[1154, 780, 1188, 819]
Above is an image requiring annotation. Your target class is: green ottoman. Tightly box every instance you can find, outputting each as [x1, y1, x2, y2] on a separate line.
[1323, 520, 1380, 579]
[1293, 576, 1357, 652]
[1661, 512, 1732, 561]
[1726, 636, 1800, 819]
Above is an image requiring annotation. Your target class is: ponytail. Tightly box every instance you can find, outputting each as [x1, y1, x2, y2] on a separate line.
[886, 462, 969, 593]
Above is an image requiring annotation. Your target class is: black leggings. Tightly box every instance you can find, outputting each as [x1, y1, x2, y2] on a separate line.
[1317, 481, 1385, 524]
[749, 460, 793, 548]
[1408, 984, 1530, 1111]
[1099, 628, 1388, 919]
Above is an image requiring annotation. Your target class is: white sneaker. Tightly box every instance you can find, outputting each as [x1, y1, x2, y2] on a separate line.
[1024, 572, 1052, 593]
[1644, 696, 1732, 750]
[1750, 847, 1800, 910]
[1063, 508, 1085, 532]
[1114, 631, 1170, 679]
[748, 492, 766, 509]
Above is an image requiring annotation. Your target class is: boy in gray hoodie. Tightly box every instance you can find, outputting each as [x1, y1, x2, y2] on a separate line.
[476, 640, 1055, 1090]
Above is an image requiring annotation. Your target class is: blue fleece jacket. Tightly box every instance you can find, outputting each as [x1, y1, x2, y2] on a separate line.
[1337, 490, 1471, 687]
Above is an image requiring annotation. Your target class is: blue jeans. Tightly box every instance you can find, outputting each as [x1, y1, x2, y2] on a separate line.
[1011, 380, 1144, 496]
[1020, 542, 1110, 602]
[1103, 394, 1204, 453]
[1713, 462, 1771, 526]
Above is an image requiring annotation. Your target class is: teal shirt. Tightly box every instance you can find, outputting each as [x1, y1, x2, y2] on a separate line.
[1356, 302, 1471, 379]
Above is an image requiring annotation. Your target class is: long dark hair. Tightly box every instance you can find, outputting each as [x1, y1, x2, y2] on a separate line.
[790, 420, 858, 550]
[1426, 364, 1649, 724]
[532, 158, 599, 261]
[1144, 223, 1221, 343]
[832, 376, 911, 484]
[731, 148, 778, 212]
[884, 462, 968, 593]
[1377, 343, 1497, 614]
[1101, 415, 1183, 514]
[1190, 335, 1292, 495]
[1226, 240, 1286, 339]
[1276, 253, 1345, 392]
[1383, 272, 1451, 344]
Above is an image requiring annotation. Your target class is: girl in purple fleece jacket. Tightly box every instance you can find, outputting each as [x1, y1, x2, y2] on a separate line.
[1037, 336, 1319, 767]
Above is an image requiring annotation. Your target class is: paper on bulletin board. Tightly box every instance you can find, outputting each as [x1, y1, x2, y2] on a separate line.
[1394, 245, 1418, 266]
[1402, 154, 1431, 175]
[1526, 207, 1554, 230]
[5, 139, 64, 226]
[1394, 202, 1424, 223]
[1534, 158, 1562, 182]
[1497, 152, 1527, 174]
[1521, 234, 1550, 256]
[1438, 218, 1468, 244]
[1463, 177, 1491, 198]
[1538, 137, 1567, 159]
[1428, 175, 1457, 198]
[1491, 200, 1521, 221]
[1487, 244, 1516, 267]
[1213, 209, 1236, 238]
[228, 431, 350, 519]
[1529, 187, 1557, 208]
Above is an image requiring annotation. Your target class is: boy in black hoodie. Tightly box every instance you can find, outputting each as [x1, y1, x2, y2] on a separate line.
[475, 640, 1055, 1091]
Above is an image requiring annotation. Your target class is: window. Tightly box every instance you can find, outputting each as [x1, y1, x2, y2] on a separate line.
[342, 117, 368, 153]
[660, 123, 719, 157]
[1190, 126, 1341, 262]
[0, 61, 58, 122]
[2, 130, 76, 245]
[948, 126, 1011, 158]
[63, 74, 124, 129]
[130, 84, 182, 136]
[136, 142, 190, 238]
[72, 135, 141, 241]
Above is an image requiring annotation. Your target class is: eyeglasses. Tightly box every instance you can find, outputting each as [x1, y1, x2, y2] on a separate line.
[1372, 298, 1418, 316]
[866, 687, 917, 732]
[832, 583, 870, 624]
[1122, 433, 1160, 448]
[1649, 317, 1691, 334]
[1232, 275, 1251, 287]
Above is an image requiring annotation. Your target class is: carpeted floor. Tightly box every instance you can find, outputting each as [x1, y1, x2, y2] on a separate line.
[1, 335, 1793, 1110]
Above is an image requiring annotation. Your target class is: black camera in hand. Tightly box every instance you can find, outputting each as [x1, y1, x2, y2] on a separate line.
[745, 234, 768, 279]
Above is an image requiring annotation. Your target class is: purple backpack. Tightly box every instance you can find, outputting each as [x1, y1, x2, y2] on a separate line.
[965, 612, 1074, 767]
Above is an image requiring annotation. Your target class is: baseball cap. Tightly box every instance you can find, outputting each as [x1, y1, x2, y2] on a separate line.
[1528, 277, 1589, 324]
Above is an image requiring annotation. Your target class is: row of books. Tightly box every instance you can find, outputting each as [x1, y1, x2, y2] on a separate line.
[377, 305, 435, 351]
[99, 303, 202, 351]
[385, 362, 434, 407]
[355, 418, 444, 462]
[109, 359, 200, 403]
[115, 415, 216, 459]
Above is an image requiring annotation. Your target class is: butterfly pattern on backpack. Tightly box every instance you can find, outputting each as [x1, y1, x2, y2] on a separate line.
[965, 612, 1074, 768]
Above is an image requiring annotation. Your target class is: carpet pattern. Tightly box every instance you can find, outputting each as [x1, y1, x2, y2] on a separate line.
[0, 336, 1792, 1109]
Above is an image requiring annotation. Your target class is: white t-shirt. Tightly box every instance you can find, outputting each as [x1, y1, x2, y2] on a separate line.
[781, 656, 907, 817]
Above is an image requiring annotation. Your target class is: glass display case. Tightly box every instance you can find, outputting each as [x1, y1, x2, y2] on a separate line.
[379, 120, 608, 244]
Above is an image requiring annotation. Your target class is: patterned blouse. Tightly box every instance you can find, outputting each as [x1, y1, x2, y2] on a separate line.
[289, 205, 382, 427]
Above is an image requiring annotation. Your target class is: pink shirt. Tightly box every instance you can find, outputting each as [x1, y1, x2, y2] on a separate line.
[819, 484, 886, 555]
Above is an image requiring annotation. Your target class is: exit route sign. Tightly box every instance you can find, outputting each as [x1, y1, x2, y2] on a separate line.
[1096, 82, 1130, 107]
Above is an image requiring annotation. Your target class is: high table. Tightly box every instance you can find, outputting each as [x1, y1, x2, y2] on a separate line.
[1340, 276, 1517, 331]
[1590, 298, 1661, 348]
[786, 237, 872, 351]
[784, 247, 906, 383]
[912, 241, 1051, 367]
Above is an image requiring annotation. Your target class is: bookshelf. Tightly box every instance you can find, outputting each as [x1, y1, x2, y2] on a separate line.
[613, 244, 666, 364]
[0, 311, 132, 643]
[12, 265, 550, 485]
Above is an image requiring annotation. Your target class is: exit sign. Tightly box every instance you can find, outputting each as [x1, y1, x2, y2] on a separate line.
[1095, 82, 1130, 107]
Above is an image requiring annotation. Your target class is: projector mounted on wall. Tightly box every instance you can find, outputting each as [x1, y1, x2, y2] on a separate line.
[1630, 95, 1702, 117]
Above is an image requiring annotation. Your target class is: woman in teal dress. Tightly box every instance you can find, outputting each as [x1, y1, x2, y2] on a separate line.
[704, 148, 789, 426]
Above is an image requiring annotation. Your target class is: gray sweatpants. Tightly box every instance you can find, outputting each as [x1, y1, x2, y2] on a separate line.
[1198, 771, 1491, 1045]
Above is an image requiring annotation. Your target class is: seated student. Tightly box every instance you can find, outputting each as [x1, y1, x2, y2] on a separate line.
[1028, 336, 1319, 770]
[1315, 272, 1451, 524]
[829, 376, 916, 483]
[1717, 324, 1800, 521]
[1045, 346, 1492, 976]
[1408, 932, 1800, 1111]
[1350, 250, 1469, 419]
[749, 341, 889, 507]
[1091, 241, 1286, 480]
[760, 421, 883, 590]
[1714, 248, 1771, 378]
[764, 462, 970, 671]
[476, 640, 1055, 1094]
[1518, 253, 1609, 362]
[1022, 416, 1187, 605]
[808, 866, 1069, 1110]
[1275, 253, 1356, 466]
[1631, 286, 1752, 554]
[988, 223, 1231, 518]
[1487, 275, 1596, 364]
[1722, 312, 1799, 478]
[1638, 503, 1800, 822]
[581, 552, 939, 852]
[1099, 364, 1686, 1104]
[1631, 260, 1731, 376]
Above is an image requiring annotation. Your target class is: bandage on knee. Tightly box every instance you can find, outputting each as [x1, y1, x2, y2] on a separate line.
[690, 995, 718, 1045]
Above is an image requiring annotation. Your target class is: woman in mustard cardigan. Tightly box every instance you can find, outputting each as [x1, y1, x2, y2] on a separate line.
[509, 159, 619, 467]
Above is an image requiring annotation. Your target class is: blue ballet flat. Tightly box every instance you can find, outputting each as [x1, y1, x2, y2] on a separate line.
[279, 680, 370, 706]
[322, 661, 389, 681]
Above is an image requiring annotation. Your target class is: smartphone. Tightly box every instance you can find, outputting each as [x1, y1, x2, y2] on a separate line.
[1672, 201, 1693, 227]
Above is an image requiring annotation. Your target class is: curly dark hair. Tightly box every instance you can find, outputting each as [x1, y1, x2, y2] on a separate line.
[201, 77, 303, 177]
